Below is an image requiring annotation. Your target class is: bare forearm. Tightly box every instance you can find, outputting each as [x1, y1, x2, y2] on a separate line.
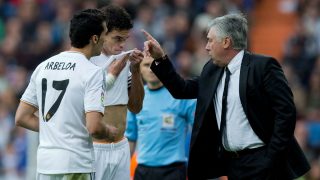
[15, 102, 39, 132]
[90, 120, 119, 141]
[92, 123, 120, 142]
[128, 68, 144, 113]
[90, 121, 109, 140]
[87, 112, 117, 140]
[16, 114, 39, 132]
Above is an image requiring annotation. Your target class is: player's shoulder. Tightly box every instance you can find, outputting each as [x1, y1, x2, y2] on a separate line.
[34, 53, 61, 72]
[82, 61, 103, 79]
[83, 58, 102, 69]
[60, 52, 102, 72]
[38, 53, 60, 66]
[90, 53, 103, 62]
[90, 53, 110, 67]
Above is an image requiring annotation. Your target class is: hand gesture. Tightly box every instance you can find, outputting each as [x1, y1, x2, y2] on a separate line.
[107, 54, 130, 77]
[129, 48, 144, 72]
[141, 29, 165, 59]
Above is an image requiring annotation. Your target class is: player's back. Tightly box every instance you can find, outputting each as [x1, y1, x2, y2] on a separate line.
[27, 51, 104, 174]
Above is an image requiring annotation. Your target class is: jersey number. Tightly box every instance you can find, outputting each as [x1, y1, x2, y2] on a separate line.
[41, 78, 69, 122]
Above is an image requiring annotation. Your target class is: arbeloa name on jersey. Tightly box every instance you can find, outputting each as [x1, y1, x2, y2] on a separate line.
[45, 61, 76, 71]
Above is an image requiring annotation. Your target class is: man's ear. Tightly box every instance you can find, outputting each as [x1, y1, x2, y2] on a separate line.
[223, 37, 232, 49]
[92, 35, 99, 44]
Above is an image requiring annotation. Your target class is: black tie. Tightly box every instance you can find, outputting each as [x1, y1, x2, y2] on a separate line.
[220, 67, 231, 150]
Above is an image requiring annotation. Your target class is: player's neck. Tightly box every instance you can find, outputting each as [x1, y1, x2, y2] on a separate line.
[68, 47, 91, 59]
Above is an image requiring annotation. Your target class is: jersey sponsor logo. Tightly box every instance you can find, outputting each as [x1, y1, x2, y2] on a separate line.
[161, 113, 177, 131]
[101, 91, 104, 106]
[101, 74, 105, 106]
[102, 74, 106, 91]
[45, 61, 76, 71]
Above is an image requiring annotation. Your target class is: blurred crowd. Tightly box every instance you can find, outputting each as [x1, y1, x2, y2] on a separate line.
[0, 0, 319, 179]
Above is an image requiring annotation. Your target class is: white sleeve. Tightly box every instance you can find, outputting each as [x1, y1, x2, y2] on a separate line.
[84, 68, 105, 114]
[21, 69, 39, 108]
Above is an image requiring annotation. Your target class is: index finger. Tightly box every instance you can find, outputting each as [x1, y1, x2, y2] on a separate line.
[141, 29, 155, 41]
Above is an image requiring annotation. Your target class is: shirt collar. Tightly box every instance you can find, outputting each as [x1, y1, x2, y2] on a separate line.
[101, 52, 110, 59]
[227, 50, 244, 74]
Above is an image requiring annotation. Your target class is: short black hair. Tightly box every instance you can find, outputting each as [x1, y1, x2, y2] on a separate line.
[69, 9, 106, 48]
[100, 5, 133, 33]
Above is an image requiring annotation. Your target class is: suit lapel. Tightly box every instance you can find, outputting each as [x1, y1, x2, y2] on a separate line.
[205, 63, 224, 108]
[239, 51, 250, 117]
[190, 62, 223, 148]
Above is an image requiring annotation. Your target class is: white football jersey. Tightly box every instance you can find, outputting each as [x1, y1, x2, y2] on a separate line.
[21, 51, 105, 174]
[90, 51, 132, 106]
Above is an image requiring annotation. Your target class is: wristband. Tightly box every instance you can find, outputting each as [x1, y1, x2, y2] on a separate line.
[104, 73, 116, 90]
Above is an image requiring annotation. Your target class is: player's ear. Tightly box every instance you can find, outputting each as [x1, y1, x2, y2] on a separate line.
[91, 35, 99, 44]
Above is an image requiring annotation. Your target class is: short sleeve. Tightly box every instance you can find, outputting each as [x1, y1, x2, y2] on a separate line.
[184, 99, 196, 126]
[125, 110, 138, 141]
[21, 69, 39, 108]
[84, 68, 105, 114]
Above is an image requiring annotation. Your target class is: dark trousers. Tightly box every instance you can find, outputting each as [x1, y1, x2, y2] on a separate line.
[224, 147, 291, 180]
[134, 162, 186, 180]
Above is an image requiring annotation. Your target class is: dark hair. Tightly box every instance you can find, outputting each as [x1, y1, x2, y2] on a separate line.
[69, 9, 106, 48]
[100, 5, 133, 33]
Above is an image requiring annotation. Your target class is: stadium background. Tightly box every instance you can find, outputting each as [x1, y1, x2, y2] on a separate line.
[0, 0, 319, 179]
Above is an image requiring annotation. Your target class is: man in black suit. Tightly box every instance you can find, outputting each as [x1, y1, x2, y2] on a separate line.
[142, 14, 310, 180]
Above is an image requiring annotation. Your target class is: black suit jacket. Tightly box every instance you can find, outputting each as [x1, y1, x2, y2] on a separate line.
[151, 52, 310, 179]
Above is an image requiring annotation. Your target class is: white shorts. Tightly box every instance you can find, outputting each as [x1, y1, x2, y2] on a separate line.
[93, 138, 130, 180]
[36, 173, 95, 180]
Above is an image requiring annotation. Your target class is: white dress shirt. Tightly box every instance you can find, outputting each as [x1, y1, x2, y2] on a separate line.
[214, 50, 265, 151]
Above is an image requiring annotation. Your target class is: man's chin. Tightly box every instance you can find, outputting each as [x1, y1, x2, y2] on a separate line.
[212, 60, 224, 67]
[114, 50, 122, 55]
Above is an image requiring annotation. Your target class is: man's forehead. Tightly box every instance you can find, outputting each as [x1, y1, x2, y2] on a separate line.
[108, 29, 130, 37]
[207, 28, 214, 36]
[207, 28, 217, 39]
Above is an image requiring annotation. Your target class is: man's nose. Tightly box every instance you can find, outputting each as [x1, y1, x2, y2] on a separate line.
[205, 43, 210, 51]
[119, 42, 126, 49]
